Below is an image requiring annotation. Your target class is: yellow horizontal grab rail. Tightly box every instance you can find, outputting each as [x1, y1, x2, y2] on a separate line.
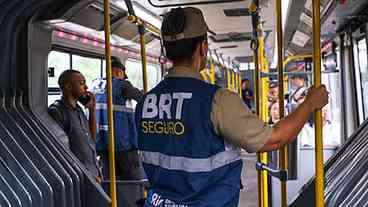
[127, 15, 161, 36]
[283, 54, 313, 68]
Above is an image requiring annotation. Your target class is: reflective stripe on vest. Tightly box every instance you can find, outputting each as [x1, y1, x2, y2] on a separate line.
[141, 150, 241, 173]
[96, 103, 134, 113]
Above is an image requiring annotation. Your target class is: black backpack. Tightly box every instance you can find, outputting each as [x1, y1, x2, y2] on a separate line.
[48, 100, 72, 135]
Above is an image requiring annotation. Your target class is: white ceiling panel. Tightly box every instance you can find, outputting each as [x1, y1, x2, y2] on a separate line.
[127, 0, 276, 63]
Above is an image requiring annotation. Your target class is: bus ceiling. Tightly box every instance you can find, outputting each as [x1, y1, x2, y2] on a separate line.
[42, 0, 277, 65]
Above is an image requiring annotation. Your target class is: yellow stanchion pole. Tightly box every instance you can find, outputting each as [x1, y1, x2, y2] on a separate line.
[200, 70, 210, 83]
[249, 2, 269, 206]
[253, 55, 263, 207]
[227, 69, 231, 90]
[126, 15, 149, 92]
[275, 0, 288, 206]
[230, 70, 233, 91]
[238, 74, 242, 97]
[235, 73, 240, 94]
[138, 25, 148, 93]
[103, 1, 117, 206]
[312, 0, 324, 206]
[258, 31, 269, 207]
[210, 61, 216, 84]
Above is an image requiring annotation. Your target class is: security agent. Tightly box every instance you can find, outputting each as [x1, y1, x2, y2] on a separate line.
[48, 69, 100, 181]
[135, 7, 328, 207]
[93, 57, 144, 180]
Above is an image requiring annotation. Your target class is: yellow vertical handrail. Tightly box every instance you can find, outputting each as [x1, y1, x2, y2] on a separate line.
[209, 57, 216, 84]
[312, 0, 324, 206]
[200, 70, 210, 82]
[235, 73, 240, 94]
[253, 56, 263, 207]
[238, 74, 243, 97]
[103, 0, 117, 206]
[275, 0, 288, 206]
[227, 69, 231, 90]
[231, 70, 233, 91]
[234, 72, 237, 92]
[138, 25, 149, 93]
[249, 2, 265, 206]
[258, 24, 269, 207]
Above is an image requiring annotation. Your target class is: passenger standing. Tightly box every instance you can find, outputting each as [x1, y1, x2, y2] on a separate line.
[269, 101, 280, 125]
[135, 7, 329, 207]
[48, 69, 100, 181]
[268, 81, 279, 104]
[241, 78, 253, 109]
[289, 74, 307, 106]
[93, 57, 144, 180]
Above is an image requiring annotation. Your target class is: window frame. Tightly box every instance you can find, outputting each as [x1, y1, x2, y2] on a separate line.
[353, 35, 368, 123]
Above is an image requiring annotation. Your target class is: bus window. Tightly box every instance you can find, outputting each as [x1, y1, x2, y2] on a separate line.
[48, 51, 70, 105]
[322, 73, 342, 147]
[48, 51, 70, 88]
[354, 38, 368, 122]
[72, 54, 102, 87]
[125, 59, 161, 90]
[102, 59, 106, 78]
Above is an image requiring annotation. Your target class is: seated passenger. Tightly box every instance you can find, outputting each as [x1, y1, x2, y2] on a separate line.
[134, 7, 329, 207]
[48, 69, 100, 181]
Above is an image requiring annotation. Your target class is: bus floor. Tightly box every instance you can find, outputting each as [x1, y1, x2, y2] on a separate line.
[239, 152, 258, 207]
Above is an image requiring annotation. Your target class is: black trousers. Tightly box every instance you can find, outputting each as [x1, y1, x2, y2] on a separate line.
[97, 149, 146, 180]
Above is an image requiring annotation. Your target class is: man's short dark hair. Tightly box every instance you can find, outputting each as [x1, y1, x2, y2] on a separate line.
[58, 69, 81, 90]
[111, 57, 125, 71]
[163, 36, 207, 62]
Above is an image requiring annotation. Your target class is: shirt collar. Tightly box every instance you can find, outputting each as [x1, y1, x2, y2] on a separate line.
[60, 97, 82, 111]
[166, 66, 203, 80]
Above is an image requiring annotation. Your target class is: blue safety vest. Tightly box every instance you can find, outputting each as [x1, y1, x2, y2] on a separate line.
[135, 77, 242, 207]
[93, 77, 138, 151]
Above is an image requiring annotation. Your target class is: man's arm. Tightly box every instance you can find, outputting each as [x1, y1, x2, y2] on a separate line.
[211, 89, 273, 153]
[259, 86, 328, 152]
[211, 86, 328, 153]
[121, 80, 144, 101]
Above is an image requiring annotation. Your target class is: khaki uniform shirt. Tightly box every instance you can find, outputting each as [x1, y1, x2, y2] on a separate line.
[167, 66, 273, 152]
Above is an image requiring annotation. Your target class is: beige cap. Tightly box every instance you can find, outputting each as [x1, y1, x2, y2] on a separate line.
[162, 7, 209, 42]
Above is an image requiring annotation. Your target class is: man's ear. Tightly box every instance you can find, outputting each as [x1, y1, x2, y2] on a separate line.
[65, 82, 72, 90]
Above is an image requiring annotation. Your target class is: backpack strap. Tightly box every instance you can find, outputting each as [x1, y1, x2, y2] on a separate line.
[49, 100, 72, 135]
